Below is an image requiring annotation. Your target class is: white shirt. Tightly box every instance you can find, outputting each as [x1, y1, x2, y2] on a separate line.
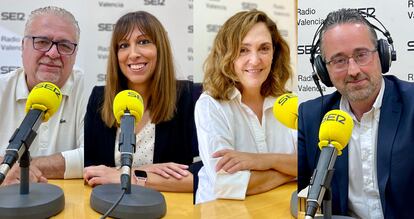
[340, 78, 385, 219]
[195, 89, 297, 204]
[0, 68, 86, 178]
[114, 121, 155, 167]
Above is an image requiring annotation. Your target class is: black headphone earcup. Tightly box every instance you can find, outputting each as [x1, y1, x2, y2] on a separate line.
[377, 39, 391, 73]
[314, 55, 333, 87]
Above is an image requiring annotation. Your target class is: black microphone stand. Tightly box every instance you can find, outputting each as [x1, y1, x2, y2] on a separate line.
[313, 188, 354, 219]
[90, 112, 166, 219]
[0, 109, 65, 219]
[322, 187, 333, 219]
[305, 143, 355, 219]
[306, 162, 354, 219]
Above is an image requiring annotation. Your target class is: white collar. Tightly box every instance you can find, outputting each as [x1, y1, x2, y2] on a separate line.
[15, 68, 75, 101]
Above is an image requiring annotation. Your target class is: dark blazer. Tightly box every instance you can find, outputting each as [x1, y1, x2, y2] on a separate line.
[298, 75, 414, 218]
[84, 80, 198, 172]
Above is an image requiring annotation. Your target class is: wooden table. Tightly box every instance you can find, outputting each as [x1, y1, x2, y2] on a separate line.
[47, 180, 296, 218]
[194, 182, 297, 219]
[49, 179, 194, 218]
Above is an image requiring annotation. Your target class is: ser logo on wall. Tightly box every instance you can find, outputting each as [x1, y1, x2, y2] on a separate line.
[298, 44, 319, 55]
[1, 66, 19, 74]
[98, 23, 115, 32]
[206, 24, 221, 33]
[1, 12, 25, 21]
[97, 73, 106, 82]
[355, 7, 376, 17]
[241, 2, 258, 10]
[407, 40, 414, 51]
[144, 0, 165, 6]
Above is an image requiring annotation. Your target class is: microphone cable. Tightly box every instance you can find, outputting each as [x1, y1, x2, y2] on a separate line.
[98, 89, 144, 219]
[99, 188, 126, 219]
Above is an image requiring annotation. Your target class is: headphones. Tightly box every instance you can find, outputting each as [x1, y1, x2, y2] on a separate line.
[310, 11, 397, 88]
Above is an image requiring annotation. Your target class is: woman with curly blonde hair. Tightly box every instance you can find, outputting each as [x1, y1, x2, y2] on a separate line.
[195, 10, 297, 203]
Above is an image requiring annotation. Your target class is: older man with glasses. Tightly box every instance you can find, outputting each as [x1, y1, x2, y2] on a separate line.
[0, 6, 85, 185]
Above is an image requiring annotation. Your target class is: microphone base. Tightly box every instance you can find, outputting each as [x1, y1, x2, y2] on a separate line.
[91, 184, 166, 219]
[0, 183, 65, 219]
[314, 216, 355, 219]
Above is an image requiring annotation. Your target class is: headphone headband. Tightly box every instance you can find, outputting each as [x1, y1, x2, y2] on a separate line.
[310, 9, 396, 90]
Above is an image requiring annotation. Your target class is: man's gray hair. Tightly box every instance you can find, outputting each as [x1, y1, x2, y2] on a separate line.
[24, 6, 80, 42]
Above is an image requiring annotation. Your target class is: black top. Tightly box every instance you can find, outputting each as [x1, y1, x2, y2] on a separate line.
[84, 80, 199, 172]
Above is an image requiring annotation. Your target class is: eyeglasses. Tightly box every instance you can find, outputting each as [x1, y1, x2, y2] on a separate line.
[325, 49, 377, 72]
[24, 36, 77, 55]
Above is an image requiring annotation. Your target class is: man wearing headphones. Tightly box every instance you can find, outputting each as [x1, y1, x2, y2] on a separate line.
[298, 8, 414, 218]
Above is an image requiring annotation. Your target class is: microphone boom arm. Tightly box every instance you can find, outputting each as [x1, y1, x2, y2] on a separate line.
[118, 111, 136, 193]
[305, 142, 338, 218]
[0, 109, 44, 185]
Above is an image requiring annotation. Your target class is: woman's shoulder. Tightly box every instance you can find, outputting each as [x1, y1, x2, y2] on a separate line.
[175, 80, 203, 104]
[195, 92, 234, 113]
[176, 79, 193, 86]
[90, 85, 105, 96]
[87, 86, 105, 107]
[176, 80, 196, 95]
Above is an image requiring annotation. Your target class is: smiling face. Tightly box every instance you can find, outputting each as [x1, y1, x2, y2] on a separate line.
[22, 14, 78, 90]
[117, 27, 157, 90]
[233, 22, 273, 93]
[322, 23, 382, 102]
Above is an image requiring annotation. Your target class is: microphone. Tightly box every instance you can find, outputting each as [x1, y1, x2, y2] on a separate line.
[0, 82, 62, 185]
[112, 90, 144, 192]
[273, 93, 299, 217]
[305, 110, 354, 219]
[273, 93, 298, 130]
[90, 90, 166, 218]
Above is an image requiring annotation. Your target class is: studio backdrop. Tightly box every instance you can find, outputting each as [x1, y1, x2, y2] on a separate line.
[0, 0, 193, 96]
[298, 0, 414, 102]
[0, 0, 296, 95]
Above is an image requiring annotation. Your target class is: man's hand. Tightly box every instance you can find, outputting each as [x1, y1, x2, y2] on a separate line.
[137, 162, 190, 179]
[1, 163, 47, 186]
[31, 154, 65, 179]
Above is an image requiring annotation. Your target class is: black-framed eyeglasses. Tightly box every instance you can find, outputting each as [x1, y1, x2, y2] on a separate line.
[325, 49, 377, 72]
[24, 36, 77, 55]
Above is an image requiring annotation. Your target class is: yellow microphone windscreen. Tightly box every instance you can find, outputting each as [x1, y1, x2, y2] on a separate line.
[113, 90, 144, 124]
[25, 82, 62, 122]
[318, 109, 354, 155]
[273, 93, 298, 130]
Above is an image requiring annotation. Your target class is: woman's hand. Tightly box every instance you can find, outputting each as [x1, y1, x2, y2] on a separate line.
[83, 165, 130, 187]
[213, 149, 270, 173]
[83, 162, 191, 187]
[137, 162, 190, 179]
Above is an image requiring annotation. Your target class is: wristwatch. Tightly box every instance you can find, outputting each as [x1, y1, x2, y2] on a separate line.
[134, 170, 147, 187]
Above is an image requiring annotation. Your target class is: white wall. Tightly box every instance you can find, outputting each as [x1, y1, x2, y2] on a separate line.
[194, 0, 297, 90]
[297, 0, 414, 102]
[0, 0, 296, 95]
[0, 0, 193, 96]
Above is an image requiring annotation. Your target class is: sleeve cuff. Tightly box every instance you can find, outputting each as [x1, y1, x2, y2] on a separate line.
[61, 148, 84, 179]
[214, 170, 251, 200]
